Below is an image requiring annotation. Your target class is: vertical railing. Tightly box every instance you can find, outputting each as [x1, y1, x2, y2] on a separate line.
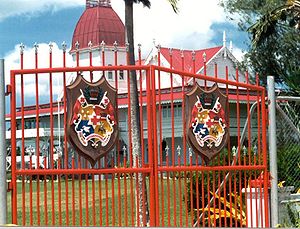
[19, 44, 26, 226]
[10, 71, 17, 225]
[8, 43, 271, 227]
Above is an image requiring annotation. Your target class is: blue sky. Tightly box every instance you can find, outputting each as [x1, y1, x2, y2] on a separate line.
[0, 7, 83, 58]
[0, 0, 249, 58]
[1, 0, 249, 111]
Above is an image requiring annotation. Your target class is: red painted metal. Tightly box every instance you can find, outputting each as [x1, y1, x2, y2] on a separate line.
[20, 50, 25, 226]
[8, 46, 270, 227]
[10, 72, 17, 225]
[63, 47, 69, 225]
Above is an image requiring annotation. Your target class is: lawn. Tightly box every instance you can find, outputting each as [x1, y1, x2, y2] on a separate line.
[7, 174, 193, 227]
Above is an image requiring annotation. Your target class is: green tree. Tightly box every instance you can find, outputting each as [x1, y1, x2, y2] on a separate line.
[248, 0, 300, 46]
[124, 0, 178, 226]
[220, 0, 300, 94]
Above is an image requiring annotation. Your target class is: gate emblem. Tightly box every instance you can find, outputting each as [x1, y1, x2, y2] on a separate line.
[186, 83, 228, 163]
[67, 75, 118, 166]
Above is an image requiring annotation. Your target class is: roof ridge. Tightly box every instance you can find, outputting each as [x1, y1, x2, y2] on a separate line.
[160, 45, 222, 52]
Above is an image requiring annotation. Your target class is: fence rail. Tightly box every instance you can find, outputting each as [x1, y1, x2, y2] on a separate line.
[7, 45, 269, 227]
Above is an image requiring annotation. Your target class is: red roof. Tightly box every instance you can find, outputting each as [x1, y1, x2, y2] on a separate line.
[6, 106, 60, 120]
[7, 90, 257, 119]
[71, 5, 125, 52]
[160, 46, 222, 73]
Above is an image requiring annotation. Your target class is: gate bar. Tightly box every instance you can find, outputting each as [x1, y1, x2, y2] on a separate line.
[193, 97, 268, 227]
[0, 59, 7, 225]
[267, 75, 278, 227]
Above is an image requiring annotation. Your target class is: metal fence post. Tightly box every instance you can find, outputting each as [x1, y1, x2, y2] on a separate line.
[0, 59, 7, 225]
[267, 75, 278, 227]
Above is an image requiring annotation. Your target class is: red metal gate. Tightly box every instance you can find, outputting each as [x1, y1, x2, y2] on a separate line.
[7, 45, 269, 227]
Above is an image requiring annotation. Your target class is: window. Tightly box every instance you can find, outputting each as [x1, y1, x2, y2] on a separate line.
[107, 64, 113, 80]
[25, 119, 36, 129]
[119, 65, 124, 80]
[162, 104, 182, 118]
[174, 104, 182, 117]
[162, 105, 171, 118]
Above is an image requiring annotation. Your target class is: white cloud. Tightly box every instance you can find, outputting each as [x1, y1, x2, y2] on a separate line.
[4, 42, 73, 99]
[232, 46, 245, 62]
[2, 1, 233, 53]
[2, 0, 244, 100]
[0, 0, 84, 21]
[112, 0, 227, 53]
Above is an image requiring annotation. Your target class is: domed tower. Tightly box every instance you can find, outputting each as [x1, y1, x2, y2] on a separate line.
[70, 0, 127, 88]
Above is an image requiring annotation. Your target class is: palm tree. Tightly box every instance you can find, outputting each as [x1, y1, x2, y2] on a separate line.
[124, 0, 178, 226]
[248, 0, 300, 46]
[248, 0, 300, 93]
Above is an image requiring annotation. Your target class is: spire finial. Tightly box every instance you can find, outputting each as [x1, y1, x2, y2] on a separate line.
[203, 52, 207, 62]
[229, 40, 233, 53]
[88, 40, 93, 50]
[19, 43, 25, 54]
[156, 43, 161, 52]
[75, 41, 80, 51]
[165, 145, 169, 157]
[192, 50, 195, 61]
[100, 40, 106, 52]
[113, 41, 118, 52]
[49, 42, 53, 53]
[223, 31, 227, 59]
[34, 42, 39, 54]
[153, 38, 156, 47]
[61, 41, 67, 52]
[223, 31, 226, 48]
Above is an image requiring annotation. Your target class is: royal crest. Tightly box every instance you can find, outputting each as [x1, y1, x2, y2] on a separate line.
[67, 75, 118, 166]
[186, 83, 228, 163]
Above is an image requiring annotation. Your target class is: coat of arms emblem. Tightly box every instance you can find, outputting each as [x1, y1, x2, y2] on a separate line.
[186, 83, 228, 163]
[67, 75, 118, 166]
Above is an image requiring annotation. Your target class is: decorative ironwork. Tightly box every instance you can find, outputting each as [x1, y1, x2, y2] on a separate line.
[61, 41, 67, 52]
[186, 83, 229, 164]
[19, 43, 25, 54]
[66, 75, 118, 166]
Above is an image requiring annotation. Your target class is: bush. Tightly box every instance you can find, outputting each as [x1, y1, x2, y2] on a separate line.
[277, 144, 300, 192]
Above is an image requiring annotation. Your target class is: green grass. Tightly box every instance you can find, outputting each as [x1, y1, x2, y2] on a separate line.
[7, 174, 193, 227]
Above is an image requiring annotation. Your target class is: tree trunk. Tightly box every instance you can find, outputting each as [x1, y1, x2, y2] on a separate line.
[125, 1, 150, 226]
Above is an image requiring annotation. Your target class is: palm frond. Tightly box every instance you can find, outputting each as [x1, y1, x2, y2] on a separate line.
[128, 0, 151, 8]
[167, 0, 179, 13]
[248, 0, 300, 46]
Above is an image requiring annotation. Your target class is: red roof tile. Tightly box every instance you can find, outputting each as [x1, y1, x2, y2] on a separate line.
[71, 5, 125, 52]
[160, 46, 222, 72]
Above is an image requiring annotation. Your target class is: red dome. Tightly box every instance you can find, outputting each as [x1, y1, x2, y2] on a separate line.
[71, 5, 125, 52]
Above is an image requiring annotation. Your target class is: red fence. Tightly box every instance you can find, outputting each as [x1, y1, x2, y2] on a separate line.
[7, 44, 269, 227]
